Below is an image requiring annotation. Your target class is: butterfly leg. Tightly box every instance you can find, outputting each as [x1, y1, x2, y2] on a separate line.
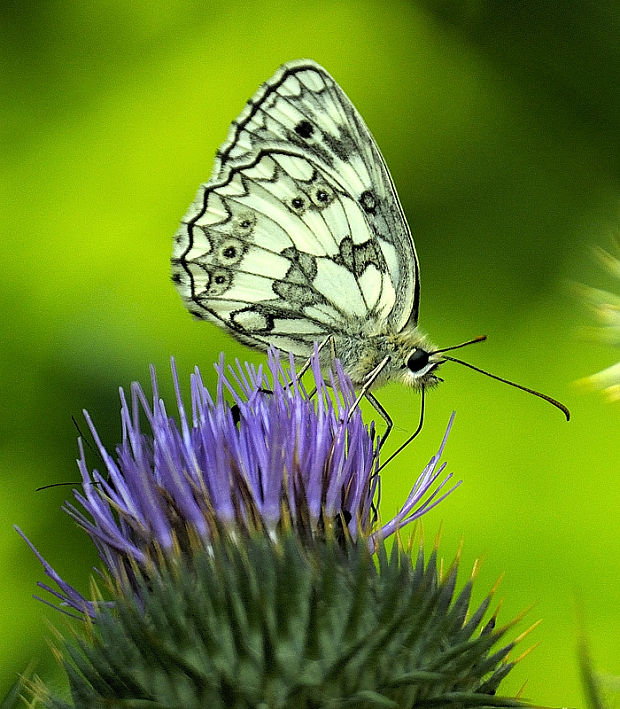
[345, 354, 394, 451]
[347, 355, 391, 422]
[279, 336, 334, 397]
[364, 390, 393, 450]
[292, 335, 336, 382]
[377, 387, 426, 472]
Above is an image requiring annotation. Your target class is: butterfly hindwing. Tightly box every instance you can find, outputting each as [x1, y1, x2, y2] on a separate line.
[173, 149, 400, 355]
[172, 59, 420, 355]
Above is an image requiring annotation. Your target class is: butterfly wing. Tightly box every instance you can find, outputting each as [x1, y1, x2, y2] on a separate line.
[172, 59, 420, 356]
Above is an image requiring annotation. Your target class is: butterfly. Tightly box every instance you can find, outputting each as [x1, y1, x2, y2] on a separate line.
[171, 59, 569, 427]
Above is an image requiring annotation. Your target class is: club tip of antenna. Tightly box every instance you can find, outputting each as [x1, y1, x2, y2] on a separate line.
[442, 353, 571, 421]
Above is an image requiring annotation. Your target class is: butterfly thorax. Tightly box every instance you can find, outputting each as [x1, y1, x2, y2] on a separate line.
[330, 327, 441, 391]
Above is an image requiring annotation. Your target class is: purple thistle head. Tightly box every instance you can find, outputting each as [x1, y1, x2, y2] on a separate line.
[19, 346, 458, 615]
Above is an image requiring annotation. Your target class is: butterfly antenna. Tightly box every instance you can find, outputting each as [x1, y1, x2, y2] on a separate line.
[36, 480, 87, 492]
[72, 414, 101, 460]
[441, 354, 570, 421]
[432, 335, 487, 353]
[37, 415, 108, 491]
[377, 387, 425, 472]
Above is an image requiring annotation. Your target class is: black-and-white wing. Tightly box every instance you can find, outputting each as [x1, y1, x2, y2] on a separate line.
[172, 59, 420, 356]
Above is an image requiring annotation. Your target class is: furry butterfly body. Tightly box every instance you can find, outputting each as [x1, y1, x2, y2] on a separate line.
[172, 59, 441, 391]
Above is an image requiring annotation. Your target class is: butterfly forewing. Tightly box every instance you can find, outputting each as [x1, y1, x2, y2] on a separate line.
[172, 59, 420, 359]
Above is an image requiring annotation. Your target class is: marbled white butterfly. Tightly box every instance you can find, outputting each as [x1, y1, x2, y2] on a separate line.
[171, 59, 569, 426]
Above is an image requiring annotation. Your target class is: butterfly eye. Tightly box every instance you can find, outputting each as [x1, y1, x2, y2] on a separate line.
[406, 349, 430, 373]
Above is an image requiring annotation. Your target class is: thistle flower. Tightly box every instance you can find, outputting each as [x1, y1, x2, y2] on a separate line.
[19, 348, 532, 709]
[577, 245, 620, 401]
[19, 346, 457, 617]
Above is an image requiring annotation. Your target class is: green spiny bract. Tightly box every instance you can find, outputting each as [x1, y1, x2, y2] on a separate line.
[39, 532, 528, 709]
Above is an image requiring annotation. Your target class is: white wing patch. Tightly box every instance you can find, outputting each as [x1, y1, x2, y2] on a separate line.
[172, 59, 421, 356]
[313, 259, 369, 317]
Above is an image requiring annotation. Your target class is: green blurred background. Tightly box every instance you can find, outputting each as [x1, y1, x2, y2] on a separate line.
[2, 1, 618, 705]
